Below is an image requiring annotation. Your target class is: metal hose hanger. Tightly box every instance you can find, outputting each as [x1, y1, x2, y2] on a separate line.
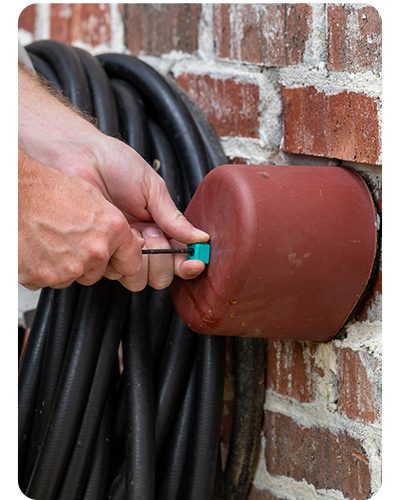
[19, 39, 265, 500]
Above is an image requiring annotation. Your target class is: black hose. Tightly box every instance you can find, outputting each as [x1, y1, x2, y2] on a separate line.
[18, 287, 54, 482]
[19, 40, 266, 500]
[148, 118, 186, 211]
[57, 282, 130, 500]
[21, 283, 80, 490]
[155, 312, 197, 455]
[26, 39, 92, 114]
[73, 46, 119, 137]
[223, 338, 266, 500]
[156, 357, 198, 500]
[25, 51, 62, 90]
[25, 280, 111, 500]
[110, 77, 150, 161]
[182, 335, 226, 500]
[82, 379, 115, 500]
[97, 53, 211, 197]
[122, 291, 155, 500]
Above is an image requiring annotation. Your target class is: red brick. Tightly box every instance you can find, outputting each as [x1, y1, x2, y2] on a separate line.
[18, 4, 36, 35]
[281, 85, 380, 164]
[50, 4, 111, 46]
[267, 341, 319, 404]
[176, 73, 260, 138]
[124, 4, 202, 56]
[265, 411, 371, 500]
[247, 485, 282, 500]
[213, 4, 311, 66]
[335, 347, 380, 424]
[327, 5, 382, 75]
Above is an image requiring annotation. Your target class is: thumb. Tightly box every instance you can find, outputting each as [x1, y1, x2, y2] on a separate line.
[148, 181, 209, 244]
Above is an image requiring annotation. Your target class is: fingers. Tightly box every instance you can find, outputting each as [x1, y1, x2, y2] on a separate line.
[173, 255, 205, 280]
[146, 175, 209, 245]
[121, 225, 173, 291]
[117, 226, 207, 292]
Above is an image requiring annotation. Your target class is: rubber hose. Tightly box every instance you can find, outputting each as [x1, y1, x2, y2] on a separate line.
[97, 53, 211, 196]
[26, 39, 93, 114]
[148, 118, 186, 211]
[122, 291, 155, 500]
[21, 283, 81, 490]
[182, 335, 226, 500]
[223, 338, 266, 500]
[106, 461, 126, 500]
[147, 287, 175, 369]
[82, 379, 115, 500]
[25, 280, 111, 500]
[108, 372, 126, 482]
[155, 311, 197, 455]
[110, 78, 149, 160]
[25, 51, 62, 90]
[57, 281, 130, 500]
[155, 357, 198, 500]
[73, 46, 119, 137]
[18, 287, 54, 482]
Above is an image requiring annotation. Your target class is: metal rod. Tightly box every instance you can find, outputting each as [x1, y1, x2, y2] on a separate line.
[142, 248, 194, 255]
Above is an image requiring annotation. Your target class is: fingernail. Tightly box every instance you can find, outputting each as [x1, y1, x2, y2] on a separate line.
[146, 227, 162, 237]
[193, 227, 208, 236]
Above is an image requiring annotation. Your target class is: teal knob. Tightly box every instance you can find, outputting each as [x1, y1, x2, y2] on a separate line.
[187, 242, 210, 265]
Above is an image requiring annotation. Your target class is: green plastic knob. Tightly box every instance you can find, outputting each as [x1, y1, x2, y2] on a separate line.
[187, 242, 210, 265]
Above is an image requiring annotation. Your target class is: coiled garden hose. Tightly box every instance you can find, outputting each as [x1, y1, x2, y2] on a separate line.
[19, 38, 265, 500]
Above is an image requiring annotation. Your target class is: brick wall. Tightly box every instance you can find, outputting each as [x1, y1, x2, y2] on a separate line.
[19, 4, 382, 499]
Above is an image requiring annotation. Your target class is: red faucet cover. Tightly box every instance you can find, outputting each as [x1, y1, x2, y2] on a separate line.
[170, 165, 377, 341]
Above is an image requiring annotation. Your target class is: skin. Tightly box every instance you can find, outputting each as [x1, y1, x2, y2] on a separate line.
[18, 64, 209, 291]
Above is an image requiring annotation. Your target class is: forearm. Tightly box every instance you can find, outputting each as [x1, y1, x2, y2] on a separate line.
[18, 63, 103, 173]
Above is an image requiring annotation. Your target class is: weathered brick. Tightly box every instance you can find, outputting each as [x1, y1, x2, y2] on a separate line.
[267, 341, 320, 403]
[247, 485, 282, 500]
[265, 411, 371, 500]
[327, 5, 382, 75]
[124, 4, 201, 56]
[213, 4, 311, 66]
[50, 3, 111, 46]
[18, 4, 36, 35]
[281, 85, 380, 164]
[335, 347, 379, 424]
[176, 73, 260, 138]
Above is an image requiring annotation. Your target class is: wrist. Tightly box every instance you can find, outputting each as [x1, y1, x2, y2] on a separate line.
[18, 64, 104, 174]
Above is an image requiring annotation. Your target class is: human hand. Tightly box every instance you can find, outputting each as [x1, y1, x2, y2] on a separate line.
[18, 66, 209, 291]
[18, 149, 144, 290]
[53, 136, 209, 291]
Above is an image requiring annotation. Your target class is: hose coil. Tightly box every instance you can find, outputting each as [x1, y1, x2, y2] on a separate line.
[19, 39, 265, 500]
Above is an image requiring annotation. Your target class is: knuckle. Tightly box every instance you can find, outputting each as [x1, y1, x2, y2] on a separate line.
[151, 275, 173, 291]
[66, 260, 85, 280]
[91, 241, 110, 264]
